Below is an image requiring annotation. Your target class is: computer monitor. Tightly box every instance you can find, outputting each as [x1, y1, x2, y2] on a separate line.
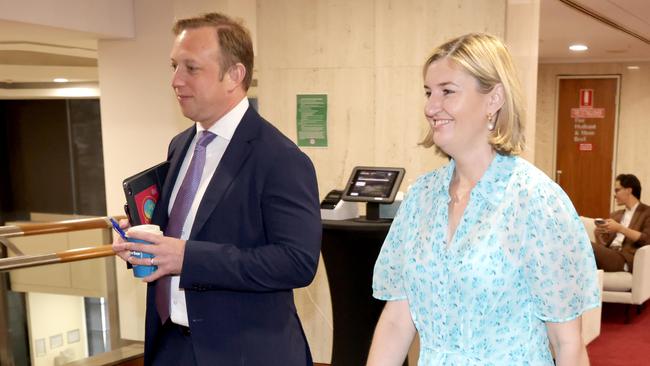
[341, 166, 405, 221]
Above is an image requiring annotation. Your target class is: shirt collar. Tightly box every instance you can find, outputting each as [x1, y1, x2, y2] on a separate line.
[472, 154, 515, 207]
[437, 154, 515, 207]
[195, 97, 249, 140]
[626, 202, 639, 214]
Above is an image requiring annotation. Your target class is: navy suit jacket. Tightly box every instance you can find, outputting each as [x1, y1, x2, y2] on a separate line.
[144, 106, 322, 365]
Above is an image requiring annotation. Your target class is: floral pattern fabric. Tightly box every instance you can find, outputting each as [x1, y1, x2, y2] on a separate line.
[373, 154, 600, 365]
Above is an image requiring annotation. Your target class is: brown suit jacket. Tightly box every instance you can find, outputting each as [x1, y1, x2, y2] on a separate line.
[600, 202, 650, 272]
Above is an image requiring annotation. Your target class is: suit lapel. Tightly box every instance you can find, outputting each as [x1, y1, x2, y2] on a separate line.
[152, 127, 196, 228]
[190, 107, 260, 237]
[629, 203, 646, 231]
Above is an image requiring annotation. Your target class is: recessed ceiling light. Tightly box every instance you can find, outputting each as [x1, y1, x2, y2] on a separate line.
[569, 44, 588, 52]
[627, 65, 640, 70]
[53, 78, 69, 83]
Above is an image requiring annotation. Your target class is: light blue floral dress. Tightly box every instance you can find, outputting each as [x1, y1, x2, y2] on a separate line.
[373, 154, 600, 365]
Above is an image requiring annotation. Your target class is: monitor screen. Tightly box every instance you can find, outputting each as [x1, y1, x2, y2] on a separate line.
[341, 167, 405, 203]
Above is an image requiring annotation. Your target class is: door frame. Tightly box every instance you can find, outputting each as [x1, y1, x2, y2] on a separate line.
[551, 74, 622, 213]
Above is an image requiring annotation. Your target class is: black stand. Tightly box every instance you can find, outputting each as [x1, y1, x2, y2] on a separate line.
[321, 219, 407, 366]
[354, 202, 391, 223]
[366, 202, 380, 220]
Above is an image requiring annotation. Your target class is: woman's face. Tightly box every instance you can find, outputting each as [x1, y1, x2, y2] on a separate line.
[423, 58, 498, 157]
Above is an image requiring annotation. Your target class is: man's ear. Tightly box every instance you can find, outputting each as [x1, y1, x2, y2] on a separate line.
[488, 83, 505, 115]
[226, 63, 246, 90]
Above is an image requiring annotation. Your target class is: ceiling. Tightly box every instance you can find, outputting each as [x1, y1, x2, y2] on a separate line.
[1, 0, 650, 84]
[0, 19, 99, 84]
[539, 0, 650, 63]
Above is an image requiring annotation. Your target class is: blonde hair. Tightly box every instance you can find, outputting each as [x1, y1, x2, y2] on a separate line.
[420, 33, 525, 155]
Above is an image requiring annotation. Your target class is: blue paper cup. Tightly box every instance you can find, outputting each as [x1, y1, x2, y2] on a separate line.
[129, 237, 157, 278]
[127, 224, 162, 278]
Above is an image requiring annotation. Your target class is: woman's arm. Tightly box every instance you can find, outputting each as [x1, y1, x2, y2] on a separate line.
[366, 300, 416, 366]
[546, 317, 590, 366]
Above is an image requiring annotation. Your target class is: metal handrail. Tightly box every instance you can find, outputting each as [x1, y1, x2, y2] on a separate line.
[0, 245, 115, 271]
[0, 216, 126, 238]
[0, 215, 126, 272]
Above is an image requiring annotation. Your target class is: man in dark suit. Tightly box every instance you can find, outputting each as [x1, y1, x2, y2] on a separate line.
[592, 174, 650, 272]
[112, 13, 321, 365]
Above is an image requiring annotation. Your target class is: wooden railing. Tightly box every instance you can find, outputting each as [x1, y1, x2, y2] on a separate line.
[0, 215, 135, 366]
[0, 216, 124, 238]
[0, 216, 332, 366]
[0, 216, 124, 271]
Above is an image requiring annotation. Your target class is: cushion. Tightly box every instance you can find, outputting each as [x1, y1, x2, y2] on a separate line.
[579, 216, 596, 243]
[603, 272, 633, 291]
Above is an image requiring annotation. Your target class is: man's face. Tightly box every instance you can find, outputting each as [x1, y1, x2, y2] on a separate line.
[170, 27, 235, 126]
[614, 180, 631, 206]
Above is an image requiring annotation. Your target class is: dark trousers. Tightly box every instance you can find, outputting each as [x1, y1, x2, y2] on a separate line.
[591, 241, 627, 272]
[151, 321, 197, 366]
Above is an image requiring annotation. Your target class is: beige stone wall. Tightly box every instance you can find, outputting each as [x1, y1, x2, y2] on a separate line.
[535, 62, 650, 198]
[3, 0, 544, 363]
[505, 0, 540, 162]
[255, 1, 523, 362]
[99, 0, 179, 342]
[257, 0, 508, 196]
[95, 0, 541, 362]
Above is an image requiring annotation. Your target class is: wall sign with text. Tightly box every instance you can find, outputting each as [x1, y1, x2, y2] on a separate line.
[296, 94, 328, 147]
[570, 88, 605, 152]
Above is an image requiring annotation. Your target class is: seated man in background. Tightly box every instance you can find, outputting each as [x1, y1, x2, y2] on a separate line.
[592, 174, 650, 272]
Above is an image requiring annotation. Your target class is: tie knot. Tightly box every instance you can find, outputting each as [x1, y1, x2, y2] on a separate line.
[197, 131, 216, 148]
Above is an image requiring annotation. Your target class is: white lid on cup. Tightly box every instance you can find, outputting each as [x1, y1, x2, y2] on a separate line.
[127, 224, 162, 236]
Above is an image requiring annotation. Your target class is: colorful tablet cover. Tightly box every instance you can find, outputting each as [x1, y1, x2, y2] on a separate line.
[122, 162, 169, 225]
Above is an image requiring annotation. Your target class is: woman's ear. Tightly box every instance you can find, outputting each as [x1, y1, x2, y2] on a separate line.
[488, 83, 505, 114]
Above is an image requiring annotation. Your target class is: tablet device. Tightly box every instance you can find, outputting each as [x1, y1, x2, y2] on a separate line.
[341, 166, 405, 204]
[122, 162, 169, 225]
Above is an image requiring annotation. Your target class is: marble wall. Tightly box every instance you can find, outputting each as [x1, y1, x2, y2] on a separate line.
[257, 0, 508, 206]
[95, 0, 542, 363]
[255, 0, 523, 362]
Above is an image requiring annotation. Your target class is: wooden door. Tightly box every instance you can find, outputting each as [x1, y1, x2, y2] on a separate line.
[555, 77, 619, 218]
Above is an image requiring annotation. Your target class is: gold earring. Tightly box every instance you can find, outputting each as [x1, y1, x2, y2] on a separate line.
[487, 113, 495, 131]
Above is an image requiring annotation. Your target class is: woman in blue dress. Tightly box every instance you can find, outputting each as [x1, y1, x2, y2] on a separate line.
[366, 33, 600, 365]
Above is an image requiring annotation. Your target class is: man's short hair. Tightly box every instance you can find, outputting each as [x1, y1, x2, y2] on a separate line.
[616, 173, 642, 200]
[173, 12, 254, 90]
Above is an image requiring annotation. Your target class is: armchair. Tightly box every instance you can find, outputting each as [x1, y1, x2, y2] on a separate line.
[580, 216, 650, 318]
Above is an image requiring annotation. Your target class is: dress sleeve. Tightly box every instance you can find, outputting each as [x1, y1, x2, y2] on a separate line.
[520, 183, 601, 322]
[372, 188, 415, 301]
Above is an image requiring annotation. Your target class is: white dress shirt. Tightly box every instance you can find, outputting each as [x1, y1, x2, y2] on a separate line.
[611, 202, 638, 249]
[167, 97, 248, 326]
[612, 202, 638, 272]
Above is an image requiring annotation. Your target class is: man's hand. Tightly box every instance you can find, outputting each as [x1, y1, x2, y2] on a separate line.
[111, 218, 132, 262]
[599, 218, 622, 234]
[122, 230, 186, 282]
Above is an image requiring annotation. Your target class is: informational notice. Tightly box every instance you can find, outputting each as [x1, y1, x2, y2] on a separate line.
[296, 94, 328, 147]
[571, 89, 605, 152]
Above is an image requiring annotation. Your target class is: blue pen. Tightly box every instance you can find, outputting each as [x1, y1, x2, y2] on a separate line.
[108, 217, 128, 240]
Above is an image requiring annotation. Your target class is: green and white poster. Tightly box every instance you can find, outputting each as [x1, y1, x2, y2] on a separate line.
[296, 94, 328, 147]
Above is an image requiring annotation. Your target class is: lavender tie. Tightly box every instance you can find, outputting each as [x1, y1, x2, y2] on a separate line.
[156, 130, 217, 323]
